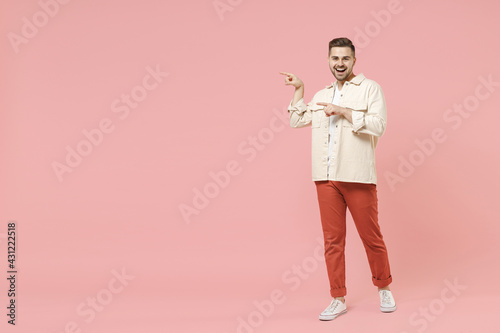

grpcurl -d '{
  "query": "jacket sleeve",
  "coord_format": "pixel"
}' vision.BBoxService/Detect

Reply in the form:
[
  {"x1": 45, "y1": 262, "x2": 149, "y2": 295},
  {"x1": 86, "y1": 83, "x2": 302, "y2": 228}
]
[
  {"x1": 287, "y1": 93, "x2": 321, "y2": 128},
  {"x1": 351, "y1": 82, "x2": 387, "y2": 137}
]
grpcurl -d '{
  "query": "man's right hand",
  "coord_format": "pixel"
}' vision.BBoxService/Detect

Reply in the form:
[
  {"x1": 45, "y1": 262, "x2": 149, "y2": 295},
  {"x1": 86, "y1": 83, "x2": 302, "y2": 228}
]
[{"x1": 279, "y1": 72, "x2": 304, "y2": 89}]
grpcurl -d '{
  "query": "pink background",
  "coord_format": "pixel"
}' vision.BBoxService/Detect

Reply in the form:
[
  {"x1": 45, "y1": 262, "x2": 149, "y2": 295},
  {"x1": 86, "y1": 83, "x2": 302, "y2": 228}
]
[{"x1": 1, "y1": 0, "x2": 499, "y2": 332}]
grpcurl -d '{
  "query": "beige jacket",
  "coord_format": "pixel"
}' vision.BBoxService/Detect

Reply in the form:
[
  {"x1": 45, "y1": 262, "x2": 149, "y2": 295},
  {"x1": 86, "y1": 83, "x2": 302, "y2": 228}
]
[{"x1": 287, "y1": 73, "x2": 387, "y2": 184}]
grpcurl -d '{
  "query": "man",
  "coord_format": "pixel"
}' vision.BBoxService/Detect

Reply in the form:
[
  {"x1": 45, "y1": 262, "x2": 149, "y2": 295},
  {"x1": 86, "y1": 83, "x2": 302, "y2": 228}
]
[{"x1": 279, "y1": 37, "x2": 396, "y2": 321}]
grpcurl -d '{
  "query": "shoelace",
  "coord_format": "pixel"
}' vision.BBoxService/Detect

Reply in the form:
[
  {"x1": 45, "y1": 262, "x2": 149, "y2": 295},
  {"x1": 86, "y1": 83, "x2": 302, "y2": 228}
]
[
  {"x1": 380, "y1": 290, "x2": 392, "y2": 304},
  {"x1": 327, "y1": 299, "x2": 341, "y2": 312}
]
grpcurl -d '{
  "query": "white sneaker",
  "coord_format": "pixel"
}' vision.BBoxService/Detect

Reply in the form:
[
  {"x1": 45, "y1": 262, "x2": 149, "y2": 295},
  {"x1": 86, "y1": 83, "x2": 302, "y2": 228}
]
[
  {"x1": 319, "y1": 298, "x2": 347, "y2": 321},
  {"x1": 379, "y1": 289, "x2": 396, "y2": 312}
]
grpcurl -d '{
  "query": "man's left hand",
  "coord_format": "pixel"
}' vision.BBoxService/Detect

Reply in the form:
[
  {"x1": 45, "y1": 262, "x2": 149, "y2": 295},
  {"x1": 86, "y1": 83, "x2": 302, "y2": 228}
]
[
  {"x1": 316, "y1": 102, "x2": 345, "y2": 117},
  {"x1": 316, "y1": 102, "x2": 353, "y2": 123}
]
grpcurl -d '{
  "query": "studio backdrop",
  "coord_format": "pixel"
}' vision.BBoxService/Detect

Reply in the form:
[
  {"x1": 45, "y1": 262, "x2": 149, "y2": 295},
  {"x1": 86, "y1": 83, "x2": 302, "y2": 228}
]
[{"x1": 1, "y1": 0, "x2": 499, "y2": 332}]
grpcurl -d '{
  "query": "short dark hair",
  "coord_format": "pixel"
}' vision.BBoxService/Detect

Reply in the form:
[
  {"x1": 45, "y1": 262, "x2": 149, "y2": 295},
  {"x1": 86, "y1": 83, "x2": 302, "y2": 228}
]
[{"x1": 329, "y1": 37, "x2": 355, "y2": 57}]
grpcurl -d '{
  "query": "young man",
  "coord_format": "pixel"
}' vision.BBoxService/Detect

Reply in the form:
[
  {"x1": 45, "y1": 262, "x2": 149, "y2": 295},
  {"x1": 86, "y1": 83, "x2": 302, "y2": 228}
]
[{"x1": 279, "y1": 37, "x2": 396, "y2": 321}]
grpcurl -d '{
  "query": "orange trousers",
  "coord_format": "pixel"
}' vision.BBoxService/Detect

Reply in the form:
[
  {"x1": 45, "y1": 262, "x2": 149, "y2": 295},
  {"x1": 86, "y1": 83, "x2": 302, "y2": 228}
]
[{"x1": 315, "y1": 180, "x2": 393, "y2": 297}]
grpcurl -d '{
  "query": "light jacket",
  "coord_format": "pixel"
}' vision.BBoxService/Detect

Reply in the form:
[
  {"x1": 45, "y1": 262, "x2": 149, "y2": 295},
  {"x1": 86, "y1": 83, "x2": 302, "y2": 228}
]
[{"x1": 287, "y1": 73, "x2": 387, "y2": 184}]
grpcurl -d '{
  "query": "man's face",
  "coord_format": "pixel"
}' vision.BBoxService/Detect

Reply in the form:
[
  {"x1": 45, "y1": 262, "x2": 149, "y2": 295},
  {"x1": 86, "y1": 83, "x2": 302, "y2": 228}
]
[{"x1": 328, "y1": 47, "x2": 356, "y2": 82}]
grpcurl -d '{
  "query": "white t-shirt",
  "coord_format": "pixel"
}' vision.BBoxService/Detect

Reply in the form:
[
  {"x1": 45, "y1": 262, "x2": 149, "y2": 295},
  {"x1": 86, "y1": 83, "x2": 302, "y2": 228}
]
[{"x1": 327, "y1": 82, "x2": 344, "y2": 174}]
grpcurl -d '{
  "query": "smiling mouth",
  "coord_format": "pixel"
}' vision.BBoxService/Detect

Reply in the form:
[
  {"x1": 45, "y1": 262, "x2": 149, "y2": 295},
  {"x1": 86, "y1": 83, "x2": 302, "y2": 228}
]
[{"x1": 336, "y1": 68, "x2": 347, "y2": 73}]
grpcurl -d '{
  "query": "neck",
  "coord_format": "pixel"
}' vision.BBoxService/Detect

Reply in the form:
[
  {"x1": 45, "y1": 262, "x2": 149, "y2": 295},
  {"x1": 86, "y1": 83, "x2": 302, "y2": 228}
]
[{"x1": 337, "y1": 73, "x2": 356, "y2": 90}]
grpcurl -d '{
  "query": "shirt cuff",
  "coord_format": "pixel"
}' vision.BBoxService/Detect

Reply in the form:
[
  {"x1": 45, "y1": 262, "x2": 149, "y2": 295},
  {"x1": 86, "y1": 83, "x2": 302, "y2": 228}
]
[
  {"x1": 351, "y1": 110, "x2": 365, "y2": 132},
  {"x1": 288, "y1": 97, "x2": 307, "y2": 113}
]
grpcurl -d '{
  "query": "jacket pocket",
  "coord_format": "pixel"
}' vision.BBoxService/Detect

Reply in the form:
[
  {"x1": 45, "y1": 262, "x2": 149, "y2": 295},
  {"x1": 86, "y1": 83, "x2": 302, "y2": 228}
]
[
  {"x1": 309, "y1": 104, "x2": 324, "y2": 128},
  {"x1": 342, "y1": 100, "x2": 368, "y2": 112}
]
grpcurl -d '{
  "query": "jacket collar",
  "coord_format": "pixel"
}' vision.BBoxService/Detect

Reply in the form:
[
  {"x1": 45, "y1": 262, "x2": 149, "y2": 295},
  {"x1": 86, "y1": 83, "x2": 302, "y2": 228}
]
[{"x1": 326, "y1": 73, "x2": 366, "y2": 89}]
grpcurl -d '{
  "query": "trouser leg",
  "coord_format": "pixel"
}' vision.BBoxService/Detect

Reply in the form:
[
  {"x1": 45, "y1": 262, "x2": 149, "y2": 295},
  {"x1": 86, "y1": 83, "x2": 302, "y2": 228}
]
[
  {"x1": 315, "y1": 180, "x2": 348, "y2": 297},
  {"x1": 336, "y1": 181, "x2": 393, "y2": 288}
]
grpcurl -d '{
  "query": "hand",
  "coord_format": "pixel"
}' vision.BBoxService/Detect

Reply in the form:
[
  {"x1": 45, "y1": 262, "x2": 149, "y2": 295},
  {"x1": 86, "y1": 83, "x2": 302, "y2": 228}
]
[
  {"x1": 279, "y1": 71, "x2": 304, "y2": 89},
  {"x1": 316, "y1": 102, "x2": 345, "y2": 117}
]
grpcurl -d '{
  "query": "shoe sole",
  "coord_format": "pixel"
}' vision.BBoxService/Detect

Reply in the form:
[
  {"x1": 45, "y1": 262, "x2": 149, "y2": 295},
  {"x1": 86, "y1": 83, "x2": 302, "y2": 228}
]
[
  {"x1": 319, "y1": 309, "x2": 347, "y2": 321},
  {"x1": 380, "y1": 305, "x2": 397, "y2": 313}
]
